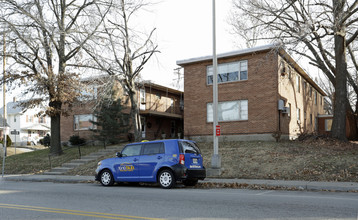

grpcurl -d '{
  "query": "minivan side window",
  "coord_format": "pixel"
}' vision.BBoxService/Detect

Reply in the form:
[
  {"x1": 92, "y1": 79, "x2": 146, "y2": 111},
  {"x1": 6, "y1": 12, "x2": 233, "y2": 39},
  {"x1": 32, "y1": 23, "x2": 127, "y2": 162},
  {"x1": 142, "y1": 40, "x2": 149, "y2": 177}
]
[
  {"x1": 122, "y1": 144, "x2": 142, "y2": 157},
  {"x1": 142, "y1": 143, "x2": 165, "y2": 155},
  {"x1": 179, "y1": 141, "x2": 200, "y2": 154}
]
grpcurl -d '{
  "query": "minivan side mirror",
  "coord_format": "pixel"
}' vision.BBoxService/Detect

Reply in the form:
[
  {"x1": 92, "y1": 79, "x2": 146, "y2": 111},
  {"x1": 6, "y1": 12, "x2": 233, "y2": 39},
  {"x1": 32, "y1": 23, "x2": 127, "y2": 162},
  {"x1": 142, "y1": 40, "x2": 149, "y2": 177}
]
[{"x1": 116, "y1": 152, "x2": 122, "y2": 157}]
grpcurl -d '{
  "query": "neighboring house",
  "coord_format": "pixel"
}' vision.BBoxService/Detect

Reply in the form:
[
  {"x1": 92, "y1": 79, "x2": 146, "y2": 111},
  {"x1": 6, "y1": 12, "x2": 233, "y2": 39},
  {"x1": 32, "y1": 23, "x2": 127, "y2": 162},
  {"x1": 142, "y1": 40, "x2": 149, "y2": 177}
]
[
  {"x1": 60, "y1": 81, "x2": 184, "y2": 142},
  {"x1": 0, "y1": 99, "x2": 51, "y2": 145},
  {"x1": 177, "y1": 44, "x2": 326, "y2": 141}
]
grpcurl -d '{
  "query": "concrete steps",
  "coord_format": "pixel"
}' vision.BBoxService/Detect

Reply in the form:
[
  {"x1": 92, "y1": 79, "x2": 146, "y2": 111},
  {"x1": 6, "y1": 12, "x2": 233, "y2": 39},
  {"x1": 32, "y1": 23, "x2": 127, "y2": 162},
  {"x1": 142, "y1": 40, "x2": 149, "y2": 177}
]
[{"x1": 44, "y1": 144, "x2": 124, "y2": 175}]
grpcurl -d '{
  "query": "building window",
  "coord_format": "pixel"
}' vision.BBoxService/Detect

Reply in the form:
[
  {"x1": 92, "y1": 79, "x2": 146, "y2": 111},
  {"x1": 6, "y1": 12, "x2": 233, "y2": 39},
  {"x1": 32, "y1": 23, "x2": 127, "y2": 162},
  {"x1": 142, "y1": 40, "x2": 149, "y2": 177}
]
[
  {"x1": 39, "y1": 116, "x2": 46, "y2": 123},
  {"x1": 310, "y1": 114, "x2": 313, "y2": 125},
  {"x1": 207, "y1": 100, "x2": 248, "y2": 122},
  {"x1": 74, "y1": 114, "x2": 97, "y2": 131},
  {"x1": 140, "y1": 88, "x2": 146, "y2": 103},
  {"x1": 325, "y1": 119, "x2": 333, "y2": 131},
  {"x1": 296, "y1": 75, "x2": 300, "y2": 93},
  {"x1": 309, "y1": 86, "x2": 312, "y2": 97},
  {"x1": 314, "y1": 91, "x2": 317, "y2": 105},
  {"x1": 297, "y1": 108, "x2": 301, "y2": 122},
  {"x1": 79, "y1": 86, "x2": 97, "y2": 101},
  {"x1": 207, "y1": 60, "x2": 248, "y2": 85}
]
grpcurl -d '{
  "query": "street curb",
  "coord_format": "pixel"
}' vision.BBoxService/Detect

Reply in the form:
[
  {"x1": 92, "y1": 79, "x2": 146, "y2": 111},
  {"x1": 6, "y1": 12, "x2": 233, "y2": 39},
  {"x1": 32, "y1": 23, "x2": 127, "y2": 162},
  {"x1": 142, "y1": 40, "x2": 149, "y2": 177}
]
[
  {"x1": 1, "y1": 175, "x2": 358, "y2": 192},
  {"x1": 199, "y1": 179, "x2": 358, "y2": 192},
  {"x1": 1, "y1": 175, "x2": 95, "y2": 184}
]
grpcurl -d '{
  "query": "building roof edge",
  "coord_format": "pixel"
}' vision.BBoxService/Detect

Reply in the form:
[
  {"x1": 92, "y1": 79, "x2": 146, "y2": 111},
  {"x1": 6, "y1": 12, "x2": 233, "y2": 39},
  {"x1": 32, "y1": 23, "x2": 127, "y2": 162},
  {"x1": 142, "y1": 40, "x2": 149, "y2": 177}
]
[{"x1": 176, "y1": 44, "x2": 278, "y2": 65}]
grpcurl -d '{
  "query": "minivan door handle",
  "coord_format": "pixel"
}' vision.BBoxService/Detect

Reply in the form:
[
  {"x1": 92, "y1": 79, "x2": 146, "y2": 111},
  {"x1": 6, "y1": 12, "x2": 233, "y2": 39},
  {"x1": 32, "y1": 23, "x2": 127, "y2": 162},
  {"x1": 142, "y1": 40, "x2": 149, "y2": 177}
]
[
  {"x1": 133, "y1": 158, "x2": 139, "y2": 162},
  {"x1": 157, "y1": 156, "x2": 162, "y2": 160}
]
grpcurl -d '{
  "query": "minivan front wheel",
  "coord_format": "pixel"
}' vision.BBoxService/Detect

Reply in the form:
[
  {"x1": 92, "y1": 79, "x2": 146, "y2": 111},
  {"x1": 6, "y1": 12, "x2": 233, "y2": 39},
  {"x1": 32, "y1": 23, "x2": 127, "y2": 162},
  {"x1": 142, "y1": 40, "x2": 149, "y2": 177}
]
[
  {"x1": 100, "y1": 169, "x2": 114, "y2": 186},
  {"x1": 158, "y1": 169, "x2": 175, "y2": 189}
]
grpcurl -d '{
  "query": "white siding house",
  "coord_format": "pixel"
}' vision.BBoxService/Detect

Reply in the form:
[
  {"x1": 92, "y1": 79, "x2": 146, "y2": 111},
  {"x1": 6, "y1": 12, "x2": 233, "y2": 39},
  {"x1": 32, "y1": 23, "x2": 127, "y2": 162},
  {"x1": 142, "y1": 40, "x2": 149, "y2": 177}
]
[{"x1": 0, "y1": 101, "x2": 51, "y2": 146}]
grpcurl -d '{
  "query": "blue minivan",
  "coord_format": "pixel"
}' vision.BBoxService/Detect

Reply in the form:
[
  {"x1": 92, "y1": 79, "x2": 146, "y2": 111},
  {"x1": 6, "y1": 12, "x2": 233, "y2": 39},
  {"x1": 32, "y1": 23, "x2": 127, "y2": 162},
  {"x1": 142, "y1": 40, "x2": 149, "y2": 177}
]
[{"x1": 95, "y1": 139, "x2": 206, "y2": 189}]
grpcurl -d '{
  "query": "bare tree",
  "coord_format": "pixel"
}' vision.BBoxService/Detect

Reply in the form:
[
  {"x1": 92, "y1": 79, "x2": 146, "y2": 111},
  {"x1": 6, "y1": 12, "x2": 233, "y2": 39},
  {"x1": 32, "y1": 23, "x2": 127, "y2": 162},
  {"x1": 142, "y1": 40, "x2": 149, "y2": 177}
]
[
  {"x1": 229, "y1": 8, "x2": 264, "y2": 48},
  {"x1": 0, "y1": 0, "x2": 111, "y2": 155},
  {"x1": 317, "y1": 73, "x2": 334, "y2": 115},
  {"x1": 84, "y1": 0, "x2": 159, "y2": 142},
  {"x1": 231, "y1": 0, "x2": 358, "y2": 140}
]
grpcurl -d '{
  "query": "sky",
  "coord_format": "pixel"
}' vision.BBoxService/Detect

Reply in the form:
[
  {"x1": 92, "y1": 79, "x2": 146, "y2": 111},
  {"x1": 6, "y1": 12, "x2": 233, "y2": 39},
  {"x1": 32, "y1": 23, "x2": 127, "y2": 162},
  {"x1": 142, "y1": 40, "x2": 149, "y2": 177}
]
[
  {"x1": 1, "y1": 0, "x2": 239, "y2": 105},
  {"x1": 140, "y1": 0, "x2": 239, "y2": 90}
]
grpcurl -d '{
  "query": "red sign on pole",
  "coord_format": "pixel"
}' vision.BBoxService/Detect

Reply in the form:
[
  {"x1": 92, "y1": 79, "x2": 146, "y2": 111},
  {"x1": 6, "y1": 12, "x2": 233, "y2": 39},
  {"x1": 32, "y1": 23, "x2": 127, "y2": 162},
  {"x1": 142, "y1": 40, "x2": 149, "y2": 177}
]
[{"x1": 216, "y1": 125, "x2": 221, "y2": 136}]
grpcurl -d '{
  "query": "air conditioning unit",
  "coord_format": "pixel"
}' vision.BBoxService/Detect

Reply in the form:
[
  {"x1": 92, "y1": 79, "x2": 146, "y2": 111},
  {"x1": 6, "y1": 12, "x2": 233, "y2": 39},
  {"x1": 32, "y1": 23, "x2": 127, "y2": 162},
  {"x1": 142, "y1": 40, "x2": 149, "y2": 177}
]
[
  {"x1": 282, "y1": 106, "x2": 290, "y2": 114},
  {"x1": 278, "y1": 100, "x2": 285, "y2": 110}
]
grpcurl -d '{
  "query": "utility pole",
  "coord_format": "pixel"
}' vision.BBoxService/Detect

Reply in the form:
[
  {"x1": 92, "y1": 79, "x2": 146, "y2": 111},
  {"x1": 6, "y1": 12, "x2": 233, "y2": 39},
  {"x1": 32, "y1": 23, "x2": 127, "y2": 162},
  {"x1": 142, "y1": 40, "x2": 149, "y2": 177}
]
[
  {"x1": 211, "y1": 0, "x2": 221, "y2": 171},
  {"x1": 2, "y1": 30, "x2": 7, "y2": 177},
  {"x1": 172, "y1": 67, "x2": 183, "y2": 90}
]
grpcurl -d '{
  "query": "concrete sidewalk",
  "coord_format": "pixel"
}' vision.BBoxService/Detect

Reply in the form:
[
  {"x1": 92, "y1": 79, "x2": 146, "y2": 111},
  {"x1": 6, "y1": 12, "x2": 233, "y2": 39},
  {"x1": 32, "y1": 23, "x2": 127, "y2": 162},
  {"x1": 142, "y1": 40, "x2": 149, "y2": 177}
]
[{"x1": 1, "y1": 174, "x2": 358, "y2": 192}]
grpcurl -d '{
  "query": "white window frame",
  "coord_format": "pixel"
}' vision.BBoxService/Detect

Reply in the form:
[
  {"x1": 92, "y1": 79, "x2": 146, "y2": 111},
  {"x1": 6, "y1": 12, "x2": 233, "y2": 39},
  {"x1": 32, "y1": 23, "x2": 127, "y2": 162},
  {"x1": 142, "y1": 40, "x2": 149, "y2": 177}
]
[
  {"x1": 207, "y1": 60, "x2": 248, "y2": 85},
  {"x1": 74, "y1": 114, "x2": 97, "y2": 131},
  {"x1": 207, "y1": 100, "x2": 248, "y2": 122},
  {"x1": 140, "y1": 88, "x2": 146, "y2": 110},
  {"x1": 79, "y1": 86, "x2": 98, "y2": 101},
  {"x1": 297, "y1": 108, "x2": 301, "y2": 123}
]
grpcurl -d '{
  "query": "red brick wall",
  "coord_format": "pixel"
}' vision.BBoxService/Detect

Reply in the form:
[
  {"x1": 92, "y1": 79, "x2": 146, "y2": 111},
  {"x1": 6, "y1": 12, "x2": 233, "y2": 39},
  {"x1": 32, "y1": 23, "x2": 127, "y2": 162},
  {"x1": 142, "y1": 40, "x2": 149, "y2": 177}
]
[
  {"x1": 61, "y1": 102, "x2": 96, "y2": 142},
  {"x1": 183, "y1": 51, "x2": 279, "y2": 137}
]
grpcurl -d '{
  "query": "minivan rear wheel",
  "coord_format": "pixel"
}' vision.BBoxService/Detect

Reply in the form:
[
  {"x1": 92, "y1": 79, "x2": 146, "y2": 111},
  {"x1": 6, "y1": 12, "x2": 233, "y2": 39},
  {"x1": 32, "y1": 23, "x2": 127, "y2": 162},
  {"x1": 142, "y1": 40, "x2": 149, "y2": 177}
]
[{"x1": 158, "y1": 169, "x2": 175, "y2": 189}]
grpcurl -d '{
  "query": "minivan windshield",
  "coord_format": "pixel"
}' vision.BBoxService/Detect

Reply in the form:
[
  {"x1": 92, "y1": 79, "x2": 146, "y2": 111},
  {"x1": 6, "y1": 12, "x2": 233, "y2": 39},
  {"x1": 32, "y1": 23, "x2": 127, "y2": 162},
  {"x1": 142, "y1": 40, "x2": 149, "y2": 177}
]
[{"x1": 179, "y1": 141, "x2": 201, "y2": 154}]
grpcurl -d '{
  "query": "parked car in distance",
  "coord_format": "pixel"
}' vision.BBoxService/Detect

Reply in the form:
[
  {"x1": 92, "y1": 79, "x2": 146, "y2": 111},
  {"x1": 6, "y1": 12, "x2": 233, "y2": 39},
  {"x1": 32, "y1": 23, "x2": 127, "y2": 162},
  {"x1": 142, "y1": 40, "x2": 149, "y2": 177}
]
[{"x1": 95, "y1": 139, "x2": 206, "y2": 189}]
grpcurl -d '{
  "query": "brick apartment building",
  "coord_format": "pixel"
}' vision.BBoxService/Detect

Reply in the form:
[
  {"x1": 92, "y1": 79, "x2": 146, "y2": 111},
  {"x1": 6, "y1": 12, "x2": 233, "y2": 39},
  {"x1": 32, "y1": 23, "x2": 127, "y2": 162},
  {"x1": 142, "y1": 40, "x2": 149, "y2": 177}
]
[
  {"x1": 60, "y1": 80, "x2": 183, "y2": 143},
  {"x1": 177, "y1": 45, "x2": 326, "y2": 141}
]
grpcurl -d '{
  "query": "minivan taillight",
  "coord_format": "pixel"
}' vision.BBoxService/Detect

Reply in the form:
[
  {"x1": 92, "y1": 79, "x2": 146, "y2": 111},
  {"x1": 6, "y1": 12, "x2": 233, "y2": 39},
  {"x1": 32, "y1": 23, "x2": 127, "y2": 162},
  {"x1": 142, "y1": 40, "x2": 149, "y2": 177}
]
[{"x1": 179, "y1": 154, "x2": 185, "y2": 165}]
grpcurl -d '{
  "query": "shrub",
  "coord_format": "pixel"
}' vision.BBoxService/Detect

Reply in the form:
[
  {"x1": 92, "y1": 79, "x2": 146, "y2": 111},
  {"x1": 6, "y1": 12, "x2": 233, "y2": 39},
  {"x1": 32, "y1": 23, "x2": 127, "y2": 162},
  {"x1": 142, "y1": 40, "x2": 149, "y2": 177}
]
[
  {"x1": 43, "y1": 135, "x2": 51, "y2": 147},
  {"x1": 0, "y1": 135, "x2": 12, "y2": 147},
  {"x1": 69, "y1": 135, "x2": 86, "y2": 146}
]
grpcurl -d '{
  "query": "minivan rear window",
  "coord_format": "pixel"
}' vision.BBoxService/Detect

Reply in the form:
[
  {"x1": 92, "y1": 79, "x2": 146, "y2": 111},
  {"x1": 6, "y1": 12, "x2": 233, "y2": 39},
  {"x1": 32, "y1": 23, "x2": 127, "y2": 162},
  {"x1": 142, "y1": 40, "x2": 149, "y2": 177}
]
[
  {"x1": 142, "y1": 142, "x2": 165, "y2": 155},
  {"x1": 179, "y1": 141, "x2": 201, "y2": 154}
]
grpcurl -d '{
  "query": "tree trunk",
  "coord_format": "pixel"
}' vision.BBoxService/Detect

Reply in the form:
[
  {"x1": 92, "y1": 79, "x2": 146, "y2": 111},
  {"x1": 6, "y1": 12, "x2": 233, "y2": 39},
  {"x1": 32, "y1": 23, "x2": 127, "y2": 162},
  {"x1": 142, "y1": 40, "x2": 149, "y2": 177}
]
[
  {"x1": 332, "y1": 33, "x2": 347, "y2": 140},
  {"x1": 331, "y1": 0, "x2": 347, "y2": 141},
  {"x1": 49, "y1": 101, "x2": 63, "y2": 155},
  {"x1": 128, "y1": 87, "x2": 142, "y2": 142}
]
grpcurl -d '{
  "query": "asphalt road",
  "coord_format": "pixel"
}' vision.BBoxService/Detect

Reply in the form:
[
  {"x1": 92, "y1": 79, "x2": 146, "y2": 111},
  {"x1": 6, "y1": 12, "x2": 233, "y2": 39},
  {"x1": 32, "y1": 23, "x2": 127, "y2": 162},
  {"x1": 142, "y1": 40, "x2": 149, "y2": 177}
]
[{"x1": 0, "y1": 180, "x2": 357, "y2": 220}]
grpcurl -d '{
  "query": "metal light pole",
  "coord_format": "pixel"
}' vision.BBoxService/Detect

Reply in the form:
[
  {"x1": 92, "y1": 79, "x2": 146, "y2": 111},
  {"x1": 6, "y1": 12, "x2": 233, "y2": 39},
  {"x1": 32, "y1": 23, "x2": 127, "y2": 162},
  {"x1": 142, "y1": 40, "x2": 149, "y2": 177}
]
[
  {"x1": 2, "y1": 30, "x2": 6, "y2": 177},
  {"x1": 211, "y1": 0, "x2": 221, "y2": 169}
]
